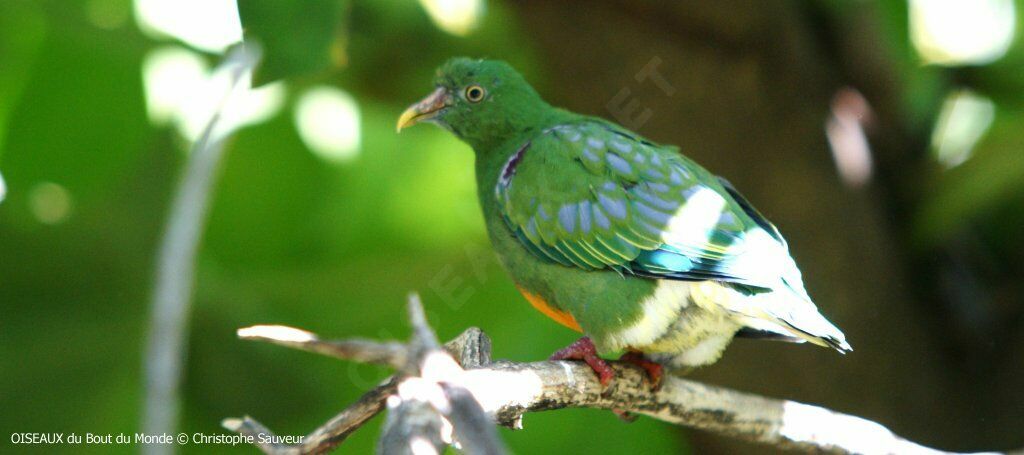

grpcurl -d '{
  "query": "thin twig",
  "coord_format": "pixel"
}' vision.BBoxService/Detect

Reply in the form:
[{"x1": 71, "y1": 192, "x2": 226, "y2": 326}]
[
  {"x1": 238, "y1": 325, "x2": 407, "y2": 368},
  {"x1": 222, "y1": 416, "x2": 288, "y2": 454},
  {"x1": 142, "y1": 43, "x2": 261, "y2": 454},
  {"x1": 299, "y1": 378, "x2": 399, "y2": 453},
  {"x1": 224, "y1": 378, "x2": 400, "y2": 455}
]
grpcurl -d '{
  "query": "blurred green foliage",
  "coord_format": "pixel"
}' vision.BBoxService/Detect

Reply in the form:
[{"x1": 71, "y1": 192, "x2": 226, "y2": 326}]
[
  {"x1": 237, "y1": 0, "x2": 348, "y2": 85},
  {"x1": 2, "y1": 0, "x2": 1023, "y2": 453},
  {"x1": 0, "y1": 0, "x2": 682, "y2": 453}
]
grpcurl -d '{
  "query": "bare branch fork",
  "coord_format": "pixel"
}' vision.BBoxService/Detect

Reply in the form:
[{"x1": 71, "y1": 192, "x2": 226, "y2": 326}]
[{"x1": 224, "y1": 294, "x2": 1016, "y2": 455}]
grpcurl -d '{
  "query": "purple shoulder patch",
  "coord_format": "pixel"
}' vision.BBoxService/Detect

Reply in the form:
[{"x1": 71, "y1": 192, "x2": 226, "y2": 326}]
[{"x1": 499, "y1": 142, "x2": 530, "y2": 186}]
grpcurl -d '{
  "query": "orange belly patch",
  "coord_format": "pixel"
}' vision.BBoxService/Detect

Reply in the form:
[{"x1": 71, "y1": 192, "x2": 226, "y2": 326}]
[{"x1": 516, "y1": 286, "x2": 582, "y2": 332}]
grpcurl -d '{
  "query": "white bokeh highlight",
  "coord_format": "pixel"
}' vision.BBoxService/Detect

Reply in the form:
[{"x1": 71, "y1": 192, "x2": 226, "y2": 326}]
[
  {"x1": 931, "y1": 89, "x2": 996, "y2": 168},
  {"x1": 134, "y1": 0, "x2": 243, "y2": 53},
  {"x1": 294, "y1": 86, "x2": 362, "y2": 163},
  {"x1": 142, "y1": 46, "x2": 285, "y2": 143},
  {"x1": 910, "y1": 0, "x2": 1016, "y2": 65},
  {"x1": 418, "y1": 0, "x2": 485, "y2": 36},
  {"x1": 29, "y1": 182, "x2": 73, "y2": 225}
]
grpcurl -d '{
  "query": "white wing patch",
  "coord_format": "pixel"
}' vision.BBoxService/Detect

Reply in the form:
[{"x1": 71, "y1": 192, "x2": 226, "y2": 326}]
[{"x1": 663, "y1": 186, "x2": 729, "y2": 248}]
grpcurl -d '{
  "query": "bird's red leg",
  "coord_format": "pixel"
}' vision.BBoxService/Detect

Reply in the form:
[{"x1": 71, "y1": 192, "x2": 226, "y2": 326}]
[
  {"x1": 549, "y1": 336, "x2": 615, "y2": 387},
  {"x1": 619, "y1": 351, "x2": 663, "y2": 390}
]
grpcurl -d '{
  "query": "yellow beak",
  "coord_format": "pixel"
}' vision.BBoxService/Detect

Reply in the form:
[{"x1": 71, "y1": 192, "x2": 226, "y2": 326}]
[{"x1": 396, "y1": 87, "x2": 450, "y2": 132}]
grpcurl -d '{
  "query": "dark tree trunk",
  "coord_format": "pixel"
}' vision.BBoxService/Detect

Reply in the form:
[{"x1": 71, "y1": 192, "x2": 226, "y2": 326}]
[{"x1": 510, "y1": 1, "x2": 1023, "y2": 452}]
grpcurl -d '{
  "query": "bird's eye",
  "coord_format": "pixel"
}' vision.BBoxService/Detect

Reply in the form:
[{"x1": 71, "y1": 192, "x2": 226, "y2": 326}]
[{"x1": 465, "y1": 85, "x2": 486, "y2": 103}]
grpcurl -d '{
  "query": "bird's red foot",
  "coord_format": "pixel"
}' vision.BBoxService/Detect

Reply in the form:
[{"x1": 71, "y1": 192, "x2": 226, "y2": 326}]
[
  {"x1": 549, "y1": 337, "x2": 615, "y2": 387},
  {"x1": 619, "y1": 351, "x2": 663, "y2": 390}
]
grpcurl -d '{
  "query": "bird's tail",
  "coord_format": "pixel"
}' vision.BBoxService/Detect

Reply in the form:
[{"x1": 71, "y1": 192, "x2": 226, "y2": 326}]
[
  {"x1": 727, "y1": 290, "x2": 852, "y2": 353},
  {"x1": 774, "y1": 309, "x2": 852, "y2": 353}
]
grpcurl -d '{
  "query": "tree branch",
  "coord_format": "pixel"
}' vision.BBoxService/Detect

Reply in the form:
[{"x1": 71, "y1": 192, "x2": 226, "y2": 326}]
[
  {"x1": 224, "y1": 319, "x2": 494, "y2": 454},
  {"x1": 225, "y1": 296, "x2": 1016, "y2": 455}
]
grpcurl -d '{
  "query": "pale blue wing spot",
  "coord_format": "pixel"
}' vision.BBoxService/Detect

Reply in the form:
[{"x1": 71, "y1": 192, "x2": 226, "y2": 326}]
[
  {"x1": 681, "y1": 186, "x2": 700, "y2": 199},
  {"x1": 644, "y1": 168, "x2": 664, "y2": 180},
  {"x1": 598, "y1": 193, "x2": 628, "y2": 220},
  {"x1": 578, "y1": 199, "x2": 592, "y2": 234},
  {"x1": 648, "y1": 182, "x2": 670, "y2": 193},
  {"x1": 558, "y1": 203, "x2": 577, "y2": 234},
  {"x1": 606, "y1": 152, "x2": 633, "y2": 176},
  {"x1": 611, "y1": 140, "x2": 631, "y2": 153},
  {"x1": 587, "y1": 138, "x2": 604, "y2": 148},
  {"x1": 634, "y1": 187, "x2": 676, "y2": 211},
  {"x1": 719, "y1": 212, "x2": 737, "y2": 226},
  {"x1": 634, "y1": 201, "x2": 672, "y2": 225},
  {"x1": 669, "y1": 169, "x2": 683, "y2": 185},
  {"x1": 537, "y1": 204, "x2": 551, "y2": 221},
  {"x1": 592, "y1": 203, "x2": 611, "y2": 229}
]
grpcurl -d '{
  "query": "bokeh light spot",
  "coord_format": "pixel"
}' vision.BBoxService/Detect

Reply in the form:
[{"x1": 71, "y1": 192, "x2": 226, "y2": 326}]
[
  {"x1": 910, "y1": 0, "x2": 1016, "y2": 65},
  {"x1": 931, "y1": 89, "x2": 995, "y2": 168},
  {"x1": 133, "y1": 0, "x2": 242, "y2": 53},
  {"x1": 86, "y1": 0, "x2": 130, "y2": 30},
  {"x1": 29, "y1": 182, "x2": 73, "y2": 225},
  {"x1": 142, "y1": 46, "x2": 286, "y2": 143},
  {"x1": 294, "y1": 86, "x2": 362, "y2": 163},
  {"x1": 418, "y1": 0, "x2": 485, "y2": 36},
  {"x1": 826, "y1": 88, "x2": 874, "y2": 187},
  {"x1": 142, "y1": 46, "x2": 208, "y2": 126}
]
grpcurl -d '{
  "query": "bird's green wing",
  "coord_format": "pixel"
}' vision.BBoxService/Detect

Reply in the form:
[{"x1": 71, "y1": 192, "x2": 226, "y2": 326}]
[{"x1": 496, "y1": 121, "x2": 803, "y2": 292}]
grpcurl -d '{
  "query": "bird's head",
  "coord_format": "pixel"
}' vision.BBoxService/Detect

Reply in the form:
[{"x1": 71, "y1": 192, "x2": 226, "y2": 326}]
[{"x1": 397, "y1": 58, "x2": 550, "y2": 149}]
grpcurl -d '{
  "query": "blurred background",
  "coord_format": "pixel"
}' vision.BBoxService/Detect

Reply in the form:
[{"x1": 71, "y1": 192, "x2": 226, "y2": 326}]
[{"x1": 1, "y1": 0, "x2": 1022, "y2": 453}]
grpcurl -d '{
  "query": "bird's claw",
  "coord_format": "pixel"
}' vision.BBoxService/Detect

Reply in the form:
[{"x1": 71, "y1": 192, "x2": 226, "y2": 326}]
[
  {"x1": 549, "y1": 336, "x2": 616, "y2": 388},
  {"x1": 619, "y1": 351, "x2": 664, "y2": 391}
]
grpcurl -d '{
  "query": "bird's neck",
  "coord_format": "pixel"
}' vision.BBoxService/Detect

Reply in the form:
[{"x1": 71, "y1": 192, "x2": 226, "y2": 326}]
[{"x1": 462, "y1": 104, "x2": 570, "y2": 152}]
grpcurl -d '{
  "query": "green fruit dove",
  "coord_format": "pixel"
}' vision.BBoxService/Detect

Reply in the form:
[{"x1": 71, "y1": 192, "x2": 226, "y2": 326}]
[{"x1": 397, "y1": 57, "x2": 850, "y2": 387}]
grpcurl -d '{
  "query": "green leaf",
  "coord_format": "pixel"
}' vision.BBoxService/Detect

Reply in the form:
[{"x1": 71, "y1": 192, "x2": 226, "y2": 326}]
[{"x1": 237, "y1": 0, "x2": 348, "y2": 86}]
